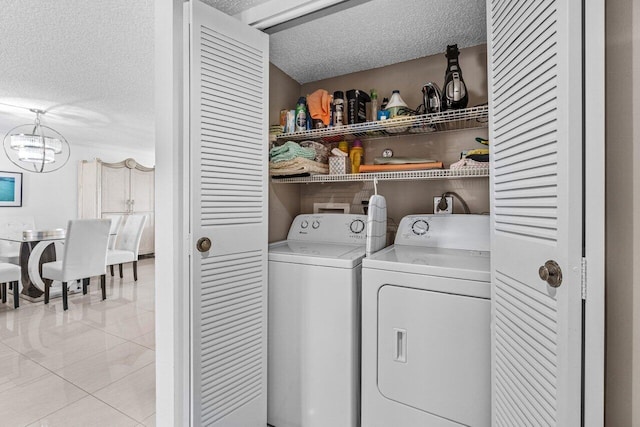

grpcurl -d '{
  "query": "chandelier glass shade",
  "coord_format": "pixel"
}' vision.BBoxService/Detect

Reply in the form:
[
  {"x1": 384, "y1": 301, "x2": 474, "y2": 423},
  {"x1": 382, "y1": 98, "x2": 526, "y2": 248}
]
[{"x1": 3, "y1": 109, "x2": 70, "y2": 173}]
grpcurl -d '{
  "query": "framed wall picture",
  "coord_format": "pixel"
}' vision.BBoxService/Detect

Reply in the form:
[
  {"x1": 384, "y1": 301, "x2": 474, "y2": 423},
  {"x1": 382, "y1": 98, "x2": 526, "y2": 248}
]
[{"x1": 0, "y1": 171, "x2": 22, "y2": 207}]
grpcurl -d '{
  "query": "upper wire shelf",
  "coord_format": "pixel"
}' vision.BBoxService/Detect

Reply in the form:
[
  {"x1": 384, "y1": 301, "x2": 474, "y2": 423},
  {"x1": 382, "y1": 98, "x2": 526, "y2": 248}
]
[{"x1": 274, "y1": 105, "x2": 489, "y2": 143}]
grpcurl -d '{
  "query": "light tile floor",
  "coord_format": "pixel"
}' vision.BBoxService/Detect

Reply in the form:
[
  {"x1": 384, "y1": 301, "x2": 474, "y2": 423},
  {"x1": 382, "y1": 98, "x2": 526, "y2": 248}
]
[{"x1": 0, "y1": 258, "x2": 156, "y2": 427}]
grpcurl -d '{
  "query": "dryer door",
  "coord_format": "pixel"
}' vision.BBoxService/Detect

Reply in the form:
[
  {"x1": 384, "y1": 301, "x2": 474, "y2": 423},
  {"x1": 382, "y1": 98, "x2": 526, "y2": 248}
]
[{"x1": 378, "y1": 284, "x2": 491, "y2": 427}]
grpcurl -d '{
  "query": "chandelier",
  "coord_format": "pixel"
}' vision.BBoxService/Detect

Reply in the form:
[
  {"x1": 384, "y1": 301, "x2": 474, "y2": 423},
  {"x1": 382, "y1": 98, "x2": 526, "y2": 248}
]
[{"x1": 2, "y1": 109, "x2": 70, "y2": 173}]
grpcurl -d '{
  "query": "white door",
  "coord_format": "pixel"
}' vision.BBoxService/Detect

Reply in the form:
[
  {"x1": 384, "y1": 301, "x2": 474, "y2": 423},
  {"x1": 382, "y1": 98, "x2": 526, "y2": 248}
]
[
  {"x1": 186, "y1": 1, "x2": 269, "y2": 426},
  {"x1": 489, "y1": 0, "x2": 584, "y2": 425}
]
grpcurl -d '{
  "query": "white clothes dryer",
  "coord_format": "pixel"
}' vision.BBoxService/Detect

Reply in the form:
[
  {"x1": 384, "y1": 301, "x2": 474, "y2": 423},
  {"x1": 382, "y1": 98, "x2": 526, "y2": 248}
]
[
  {"x1": 268, "y1": 214, "x2": 368, "y2": 427},
  {"x1": 361, "y1": 214, "x2": 491, "y2": 427}
]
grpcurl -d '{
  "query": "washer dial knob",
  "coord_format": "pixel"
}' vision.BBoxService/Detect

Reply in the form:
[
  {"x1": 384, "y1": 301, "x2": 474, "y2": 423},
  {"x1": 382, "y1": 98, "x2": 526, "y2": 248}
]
[
  {"x1": 312, "y1": 220, "x2": 320, "y2": 229},
  {"x1": 350, "y1": 219, "x2": 366, "y2": 234},
  {"x1": 300, "y1": 220, "x2": 309, "y2": 229},
  {"x1": 411, "y1": 219, "x2": 429, "y2": 235}
]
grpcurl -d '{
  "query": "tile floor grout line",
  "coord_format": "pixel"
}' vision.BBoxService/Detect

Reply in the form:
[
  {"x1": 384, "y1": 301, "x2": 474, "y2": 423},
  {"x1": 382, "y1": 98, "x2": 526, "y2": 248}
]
[
  {"x1": 0, "y1": 259, "x2": 156, "y2": 425},
  {"x1": 18, "y1": 338, "x2": 155, "y2": 424},
  {"x1": 26, "y1": 394, "x2": 141, "y2": 427},
  {"x1": 18, "y1": 386, "x2": 87, "y2": 427},
  {"x1": 89, "y1": 362, "x2": 156, "y2": 423},
  {"x1": 89, "y1": 359, "x2": 155, "y2": 395}
]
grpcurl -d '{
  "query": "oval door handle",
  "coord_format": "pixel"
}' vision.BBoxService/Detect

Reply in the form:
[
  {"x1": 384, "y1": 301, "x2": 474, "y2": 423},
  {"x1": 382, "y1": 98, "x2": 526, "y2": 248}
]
[
  {"x1": 196, "y1": 237, "x2": 212, "y2": 253},
  {"x1": 538, "y1": 260, "x2": 563, "y2": 288}
]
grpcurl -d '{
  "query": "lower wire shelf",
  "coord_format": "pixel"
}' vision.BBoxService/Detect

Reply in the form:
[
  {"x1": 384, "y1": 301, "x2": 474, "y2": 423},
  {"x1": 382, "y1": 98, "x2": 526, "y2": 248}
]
[{"x1": 270, "y1": 167, "x2": 490, "y2": 183}]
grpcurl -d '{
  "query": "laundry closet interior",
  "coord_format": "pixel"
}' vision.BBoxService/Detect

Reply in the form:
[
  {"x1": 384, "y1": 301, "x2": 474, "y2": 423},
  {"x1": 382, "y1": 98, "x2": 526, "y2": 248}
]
[{"x1": 268, "y1": 46, "x2": 490, "y2": 240}]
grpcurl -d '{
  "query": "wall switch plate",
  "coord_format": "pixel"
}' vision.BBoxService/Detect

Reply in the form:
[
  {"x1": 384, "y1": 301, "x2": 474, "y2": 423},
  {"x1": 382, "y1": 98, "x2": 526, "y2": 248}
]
[{"x1": 434, "y1": 196, "x2": 453, "y2": 214}]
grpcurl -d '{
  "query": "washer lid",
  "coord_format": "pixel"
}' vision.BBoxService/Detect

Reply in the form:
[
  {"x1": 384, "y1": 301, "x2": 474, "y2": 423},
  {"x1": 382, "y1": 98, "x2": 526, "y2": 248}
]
[
  {"x1": 269, "y1": 241, "x2": 366, "y2": 268},
  {"x1": 363, "y1": 244, "x2": 490, "y2": 282}
]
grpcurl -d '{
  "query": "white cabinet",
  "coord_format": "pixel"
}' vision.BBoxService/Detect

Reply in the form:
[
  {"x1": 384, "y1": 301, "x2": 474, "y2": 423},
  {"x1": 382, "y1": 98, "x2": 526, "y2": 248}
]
[{"x1": 78, "y1": 158, "x2": 155, "y2": 255}]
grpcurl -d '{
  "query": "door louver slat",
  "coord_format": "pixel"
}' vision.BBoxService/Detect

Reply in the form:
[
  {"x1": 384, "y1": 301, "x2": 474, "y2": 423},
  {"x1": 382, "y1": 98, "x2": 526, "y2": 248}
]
[
  {"x1": 190, "y1": 3, "x2": 267, "y2": 425},
  {"x1": 490, "y1": 0, "x2": 565, "y2": 421},
  {"x1": 198, "y1": 24, "x2": 264, "y2": 228},
  {"x1": 198, "y1": 247, "x2": 264, "y2": 424},
  {"x1": 494, "y1": 269, "x2": 559, "y2": 425}
]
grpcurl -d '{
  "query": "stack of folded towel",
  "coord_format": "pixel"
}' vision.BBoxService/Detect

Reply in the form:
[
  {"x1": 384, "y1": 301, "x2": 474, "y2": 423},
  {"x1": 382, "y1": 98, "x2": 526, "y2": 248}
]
[
  {"x1": 269, "y1": 141, "x2": 329, "y2": 177},
  {"x1": 450, "y1": 148, "x2": 489, "y2": 170}
]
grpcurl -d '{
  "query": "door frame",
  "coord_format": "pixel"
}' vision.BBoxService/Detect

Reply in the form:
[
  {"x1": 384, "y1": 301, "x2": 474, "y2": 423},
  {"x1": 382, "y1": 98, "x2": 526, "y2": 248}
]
[
  {"x1": 155, "y1": 0, "x2": 191, "y2": 425},
  {"x1": 154, "y1": 0, "x2": 606, "y2": 424},
  {"x1": 584, "y1": 0, "x2": 605, "y2": 424}
]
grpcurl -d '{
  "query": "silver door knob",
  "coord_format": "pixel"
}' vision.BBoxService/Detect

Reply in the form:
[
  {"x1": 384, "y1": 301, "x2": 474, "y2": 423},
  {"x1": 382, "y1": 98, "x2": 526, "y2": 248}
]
[
  {"x1": 196, "y1": 237, "x2": 211, "y2": 253},
  {"x1": 538, "y1": 260, "x2": 562, "y2": 288}
]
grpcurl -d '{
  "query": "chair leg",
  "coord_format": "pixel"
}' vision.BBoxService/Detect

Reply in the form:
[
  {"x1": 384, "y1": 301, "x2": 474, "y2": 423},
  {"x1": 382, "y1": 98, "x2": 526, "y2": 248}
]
[
  {"x1": 13, "y1": 281, "x2": 19, "y2": 309},
  {"x1": 110, "y1": 265, "x2": 114, "y2": 276},
  {"x1": 101, "y1": 275, "x2": 106, "y2": 300},
  {"x1": 82, "y1": 278, "x2": 89, "y2": 295},
  {"x1": 44, "y1": 282, "x2": 50, "y2": 304},
  {"x1": 62, "y1": 282, "x2": 68, "y2": 311},
  {"x1": 1, "y1": 283, "x2": 6, "y2": 304},
  {"x1": 119, "y1": 264, "x2": 123, "y2": 278},
  {"x1": 133, "y1": 261, "x2": 138, "y2": 281}
]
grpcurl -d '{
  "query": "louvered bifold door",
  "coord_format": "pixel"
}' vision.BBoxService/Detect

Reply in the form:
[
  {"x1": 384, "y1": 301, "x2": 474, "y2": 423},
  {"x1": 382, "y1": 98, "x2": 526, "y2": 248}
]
[
  {"x1": 187, "y1": 2, "x2": 269, "y2": 426},
  {"x1": 488, "y1": 0, "x2": 584, "y2": 426}
]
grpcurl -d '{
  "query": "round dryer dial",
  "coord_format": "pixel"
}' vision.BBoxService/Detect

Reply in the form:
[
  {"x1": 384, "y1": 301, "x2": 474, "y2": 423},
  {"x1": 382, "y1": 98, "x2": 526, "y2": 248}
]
[
  {"x1": 350, "y1": 219, "x2": 365, "y2": 234},
  {"x1": 411, "y1": 219, "x2": 429, "y2": 235}
]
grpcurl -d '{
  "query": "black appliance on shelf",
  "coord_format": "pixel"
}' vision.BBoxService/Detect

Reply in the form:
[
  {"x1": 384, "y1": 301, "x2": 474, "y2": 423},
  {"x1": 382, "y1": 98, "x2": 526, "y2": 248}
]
[{"x1": 441, "y1": 44, "x2": 469, "y2": 110}]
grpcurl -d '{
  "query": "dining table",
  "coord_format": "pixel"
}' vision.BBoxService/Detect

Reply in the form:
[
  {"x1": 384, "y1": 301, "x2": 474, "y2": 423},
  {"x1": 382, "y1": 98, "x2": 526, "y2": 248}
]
[{"x1": 0, "y1": 229, "x2": 67, "y2": 298}]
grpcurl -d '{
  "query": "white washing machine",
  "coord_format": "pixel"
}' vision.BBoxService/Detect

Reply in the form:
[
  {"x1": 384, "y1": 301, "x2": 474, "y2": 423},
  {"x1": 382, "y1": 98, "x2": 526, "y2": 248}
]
[
  {"x1": 361, "y1": 214, "x2": 491, "y2": 427},
  {"x1": 268, "y1": 214, "x2": 368, "y2": 427}
]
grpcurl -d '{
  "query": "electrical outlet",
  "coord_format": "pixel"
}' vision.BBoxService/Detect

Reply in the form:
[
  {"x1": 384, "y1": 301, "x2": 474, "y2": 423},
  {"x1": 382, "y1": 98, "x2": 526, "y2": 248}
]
[{"x1": 434, "y1": 196, "x2": 453, "y2": 214}]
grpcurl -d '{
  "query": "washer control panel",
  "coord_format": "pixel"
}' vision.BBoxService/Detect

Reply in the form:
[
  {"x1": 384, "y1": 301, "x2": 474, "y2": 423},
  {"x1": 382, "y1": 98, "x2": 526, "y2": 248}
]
[
  {"x1": 395, "y1": 214, "x2": 490, "y2": 251},
  {"x1": 288, "y1": 214, "x2": 369, "y2": 244}
]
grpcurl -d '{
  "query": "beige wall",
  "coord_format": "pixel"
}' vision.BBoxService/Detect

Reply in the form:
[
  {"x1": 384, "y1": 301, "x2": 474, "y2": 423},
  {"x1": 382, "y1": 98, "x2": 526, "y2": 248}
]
[
  {"x1": 605, "y1": 0, "x2": 640, "y2": 424},
  {"x1": 268, "y1": 64, "x2": 301, "y2": 242},
  {"x1": 298, "y1": 44, "x2": 490, "y2": 222}
]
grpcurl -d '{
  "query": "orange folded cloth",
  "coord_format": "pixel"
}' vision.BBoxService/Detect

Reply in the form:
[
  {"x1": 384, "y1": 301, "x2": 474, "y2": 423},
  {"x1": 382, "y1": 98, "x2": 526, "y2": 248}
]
[
  {"x1": 358, "y1": 162, "x2": 444, "y2": 173},
  {"x1": 307, "y1": 89, "x2": 332, "y2": 125}
]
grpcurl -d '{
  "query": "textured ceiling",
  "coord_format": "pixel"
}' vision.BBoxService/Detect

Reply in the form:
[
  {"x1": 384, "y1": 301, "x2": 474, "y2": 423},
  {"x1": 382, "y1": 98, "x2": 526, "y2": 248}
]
[
  {"x1": 0, "y1": 0, "x2": 154, "y2": 152},
  {"x1": 202, "y1": 0, "x2": 486, "y2": 83},
  {"x1": 0, "y1": 0, "x2": 485, "y2": 153}
]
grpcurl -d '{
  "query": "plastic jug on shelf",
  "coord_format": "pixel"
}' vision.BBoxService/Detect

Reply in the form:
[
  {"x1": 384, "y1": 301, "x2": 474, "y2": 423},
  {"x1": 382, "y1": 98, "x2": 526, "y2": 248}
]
[{"x1": 385, "y1": 90, "x2": 409, "y2": 118}]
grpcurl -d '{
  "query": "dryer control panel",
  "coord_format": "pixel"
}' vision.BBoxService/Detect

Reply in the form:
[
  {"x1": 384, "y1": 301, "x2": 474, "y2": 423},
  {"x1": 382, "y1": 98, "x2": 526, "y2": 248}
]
[
  {"x1": 395, "y1": 214, "x2": 490, "y2": 251},
  {"x1": 287, "y1": 214, "x2": 368, "y2": 244}
]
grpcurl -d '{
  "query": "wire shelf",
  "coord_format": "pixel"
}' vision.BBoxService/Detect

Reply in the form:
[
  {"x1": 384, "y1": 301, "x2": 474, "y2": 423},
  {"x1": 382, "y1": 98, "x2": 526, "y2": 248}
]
[
  {"x1": 271, "y1": 167, "x2": 489, "y2": 184},
  {"x1": 275, "y1": 105, "x2": 489, "y2": 143}
]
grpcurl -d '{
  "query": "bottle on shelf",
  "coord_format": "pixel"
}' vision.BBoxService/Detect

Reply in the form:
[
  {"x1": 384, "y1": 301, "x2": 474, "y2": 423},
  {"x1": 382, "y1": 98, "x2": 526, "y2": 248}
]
[
  {"x1": 338, "y1": 141, "x2": 349, "y2": 154},
  {"x1": 295, "y1": 97, "x2": 308, "y2": 132},
  {"x1": 370, "y1": 89, "x2": 378, "y2": 122},
  {"x1": 349, "y1": 140, "x2": 364, "y2": 174},
  {"x1": 378, "y1": 97, "x2": 390, "y2": 120},
  {"x1": 386, "y1": 90, "x2": 409, "y2": 118},
  {"x1": 332, "y1": 91, "x2": 345, "y2": 127}
]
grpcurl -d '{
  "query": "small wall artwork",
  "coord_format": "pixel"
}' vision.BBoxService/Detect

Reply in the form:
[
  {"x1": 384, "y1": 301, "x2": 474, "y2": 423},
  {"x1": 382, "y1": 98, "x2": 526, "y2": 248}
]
[{"x1": 0, "y1": 171, "x2": 22, "y2": 207}]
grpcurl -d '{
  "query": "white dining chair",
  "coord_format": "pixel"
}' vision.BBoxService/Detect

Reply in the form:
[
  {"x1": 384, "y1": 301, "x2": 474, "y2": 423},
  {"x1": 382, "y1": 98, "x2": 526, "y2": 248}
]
[
  {"x1": 0, "y1": 216, "x2": 36, "y2": 265},
  {"x1": 108, "y1": 215, "x2": 124, "y2": 249},
  {"x1": 107, "y1": 215, "x2": 147, "y2": 281},
  {"x1": 0, "y1": 263, "x2": 21, "y2": 309},
  {"x1": 107, "y1": 215, "x2": 124, "y2": 276},
  {"x1": 42, "y1": 219, "x2": 111, "y2": 311}
]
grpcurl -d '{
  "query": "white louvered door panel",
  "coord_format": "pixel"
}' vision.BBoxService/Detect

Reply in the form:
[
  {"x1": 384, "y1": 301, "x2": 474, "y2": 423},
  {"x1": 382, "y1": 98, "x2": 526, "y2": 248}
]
[
  {"x1": 187, "y1": 2, "x2": 269, "y2": 426},
  {"x1": 488, "y1": 0, "x2": 583, "y2": 426}
]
